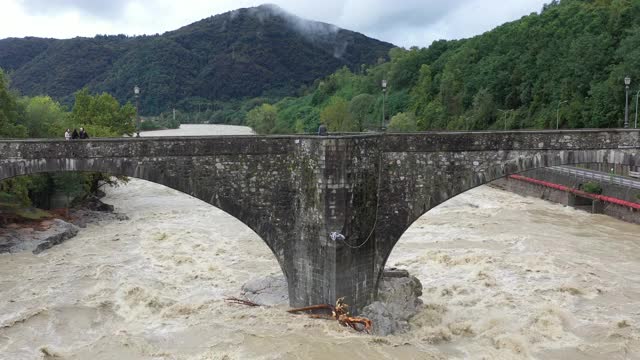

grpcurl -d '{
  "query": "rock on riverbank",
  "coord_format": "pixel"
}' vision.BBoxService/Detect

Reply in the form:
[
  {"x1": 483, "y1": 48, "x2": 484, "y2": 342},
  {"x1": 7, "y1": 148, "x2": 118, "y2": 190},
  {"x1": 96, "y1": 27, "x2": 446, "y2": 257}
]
[
  {"x1": 0, "y1": 219, "x2": 79, "y2": 254},
  {"x1": 241, "y1": 274, "x2": 289, "y2": 306},
  {"x1": 361, "y1": 268, "x2": 423, "y2": 336},
  {"x1": 0, "y1": 198, "x2": 128, "y2": 254}
]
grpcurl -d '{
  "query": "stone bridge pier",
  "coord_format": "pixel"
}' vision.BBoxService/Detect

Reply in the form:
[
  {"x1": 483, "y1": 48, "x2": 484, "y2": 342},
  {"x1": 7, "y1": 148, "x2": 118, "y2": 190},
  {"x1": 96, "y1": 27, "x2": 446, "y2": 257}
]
[{"x1": 0, "y1": 130, "x2": 638, "y2": 313}]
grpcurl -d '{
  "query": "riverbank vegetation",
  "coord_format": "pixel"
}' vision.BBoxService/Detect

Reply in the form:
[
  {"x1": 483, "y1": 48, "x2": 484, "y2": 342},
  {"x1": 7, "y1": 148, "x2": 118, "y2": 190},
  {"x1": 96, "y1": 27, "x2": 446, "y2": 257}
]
[
  {"x1": 0, "y1": 69, "x2": 134, "y2": 221},
  {"x1": 582, "y1": 182, "x2": 603, "y2": 195}
]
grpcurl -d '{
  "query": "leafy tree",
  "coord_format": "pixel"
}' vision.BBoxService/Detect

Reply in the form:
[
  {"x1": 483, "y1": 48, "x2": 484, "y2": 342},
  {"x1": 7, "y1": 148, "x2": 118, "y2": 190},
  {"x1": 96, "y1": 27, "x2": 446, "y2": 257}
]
[
  {"x1": 470, "y1": 88, "x2": 496, "y2": 130},
  {"x1": 0, "y1": 69, "x2": 27, "y2": 138},
  {"x1": 418, "y1": 100, "x2": 446, "y2": 130},
  {"x1": 69, "y1": 89, "x2": 136, "y2": 136},
  {"x1": 246, "y1": 103, "x2": 277, "y2": 134},
  {"x1": 388, "y1": 112, "x2": 417, "y2": 132},
  {"x1": 85, "y1": 173, "x2": 130, "y2": 195},
  {"x1": 410, "y1": 64, "x2": 433, "y2": 122},
  {"x1": 348, "y1": 94, "x2": 376, "y2": 131},
  {"x1": 387, "y1": 47, "x2": 428, "y2": 90},
  {"x1": 0, "y1": 177, "x2": 32, "y2": 205},
  {"x1": 384, "y1": 89, "x2": 411, "y2": 124},
  {"x1": 16, "y1": 96, "x2": 67, "y2": 138},
  {"x1": 273, "y1": 96, "x2": 319, "y2": 134},
  {"x1": 320, "y1": 97, "x2": 357, "y2": 132}
]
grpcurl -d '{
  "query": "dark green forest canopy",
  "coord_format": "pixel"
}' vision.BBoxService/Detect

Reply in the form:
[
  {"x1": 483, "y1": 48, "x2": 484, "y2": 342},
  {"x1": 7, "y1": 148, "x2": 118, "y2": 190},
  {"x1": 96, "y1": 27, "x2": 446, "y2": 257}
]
[
  {"x1": 0, "y1": 5, "x2": 393, "y2": 116},
  {"x1": 249, "y1": 0, "x2": 640, "y2": 134}
]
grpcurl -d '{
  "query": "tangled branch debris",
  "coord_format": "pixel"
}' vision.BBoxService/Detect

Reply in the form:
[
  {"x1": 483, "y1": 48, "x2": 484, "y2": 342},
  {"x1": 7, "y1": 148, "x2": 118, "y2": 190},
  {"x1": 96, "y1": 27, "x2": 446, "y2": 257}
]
[
  {"x1": 288, "y1": 297, "x2": 372, "y2": 334},
  {"x1": 225, "y1": 296, "x2": 373, "y2": 333},
  {"x1": 224, "y1": 297, "x2": 261, "y2": 307}
]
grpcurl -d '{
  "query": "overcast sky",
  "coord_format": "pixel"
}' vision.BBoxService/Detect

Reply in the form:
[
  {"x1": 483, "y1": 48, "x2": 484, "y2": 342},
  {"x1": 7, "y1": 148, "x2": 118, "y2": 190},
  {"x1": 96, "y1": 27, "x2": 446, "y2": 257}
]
[{"x1": 1, "y1": 0, "x2": 548, "y2": 47}]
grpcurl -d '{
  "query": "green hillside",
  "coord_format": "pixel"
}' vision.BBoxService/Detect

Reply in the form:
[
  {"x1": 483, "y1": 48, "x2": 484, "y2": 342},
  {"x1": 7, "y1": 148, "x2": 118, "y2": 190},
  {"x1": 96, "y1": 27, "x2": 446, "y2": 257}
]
[
  {"x1": 247, "y1": 0, "x2": 640, "y2": 134},
  {"x1": 0, "y1": 37, "x2": 56, "y2": 71},
  {"x1": 0, "y1": 4, "x2": 394, "y2": 115}
]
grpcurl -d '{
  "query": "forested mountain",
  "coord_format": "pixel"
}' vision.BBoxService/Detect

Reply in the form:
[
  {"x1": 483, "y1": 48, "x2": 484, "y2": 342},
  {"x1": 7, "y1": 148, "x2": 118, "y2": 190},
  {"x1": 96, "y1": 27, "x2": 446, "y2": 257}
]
[
  {"x1": 244, "y1": 0, "x2": 640, "y2": 134},
  {"x1": 0, "y1": 37, "x2": 56, "y2": 72},
  {"x1": 0, "y1": 4, "x2": 393, "y2": 115}
]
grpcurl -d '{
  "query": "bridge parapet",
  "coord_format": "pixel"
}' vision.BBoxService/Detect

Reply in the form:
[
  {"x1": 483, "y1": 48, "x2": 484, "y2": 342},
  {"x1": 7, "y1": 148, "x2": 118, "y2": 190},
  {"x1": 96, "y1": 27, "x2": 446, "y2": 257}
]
[{"x1": 382, "y1": 129, "x2": 639, "y2": 152}]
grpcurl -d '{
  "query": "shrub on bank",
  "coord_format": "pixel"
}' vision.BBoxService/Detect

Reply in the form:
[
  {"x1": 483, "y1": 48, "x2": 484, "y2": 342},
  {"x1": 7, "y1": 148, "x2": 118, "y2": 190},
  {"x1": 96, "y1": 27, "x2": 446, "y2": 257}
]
[{"x1": 582, "y1": 182, "x2": 603, "y2": 195}]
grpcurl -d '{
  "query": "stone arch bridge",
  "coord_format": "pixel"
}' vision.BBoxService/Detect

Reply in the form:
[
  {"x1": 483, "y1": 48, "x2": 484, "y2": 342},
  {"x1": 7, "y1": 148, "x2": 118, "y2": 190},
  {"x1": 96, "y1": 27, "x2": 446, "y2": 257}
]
[{"x1": 1, "y1": 130, "x2": 638, "y2": 313}]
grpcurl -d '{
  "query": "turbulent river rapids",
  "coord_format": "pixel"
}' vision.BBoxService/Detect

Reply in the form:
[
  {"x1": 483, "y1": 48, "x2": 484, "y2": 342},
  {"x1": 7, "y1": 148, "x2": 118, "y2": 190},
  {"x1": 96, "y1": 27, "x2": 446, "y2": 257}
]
[{"x1": 1, "y1": 125, "x2": 639, "y2": 359}]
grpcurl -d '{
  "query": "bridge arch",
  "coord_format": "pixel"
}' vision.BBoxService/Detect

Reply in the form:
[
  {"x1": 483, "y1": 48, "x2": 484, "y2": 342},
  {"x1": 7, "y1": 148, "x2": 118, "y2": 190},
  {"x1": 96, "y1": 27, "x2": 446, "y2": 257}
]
[
  {"x1": 1, "y1": 166, "x2": 285, "y2": 263},
  {"x1": 0, "y1": 138, "x2": 305, "y2": 303},
  {"x1": 375, "y1": 146, "x2": 640, "y2": 298}
]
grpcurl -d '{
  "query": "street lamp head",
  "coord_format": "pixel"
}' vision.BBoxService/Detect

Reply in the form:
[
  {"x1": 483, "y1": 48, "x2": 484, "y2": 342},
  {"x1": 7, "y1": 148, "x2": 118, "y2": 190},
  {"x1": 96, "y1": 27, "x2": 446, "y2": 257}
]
[
  {"x1": 381, "y1": 80, "x2": 387, "y2": 89},
  {"x1": 625, "y1": 77, "x2": 631, "y2": 86},
  {"x1": 134, "y1": 85, "x2": 140, "y2": 95}
]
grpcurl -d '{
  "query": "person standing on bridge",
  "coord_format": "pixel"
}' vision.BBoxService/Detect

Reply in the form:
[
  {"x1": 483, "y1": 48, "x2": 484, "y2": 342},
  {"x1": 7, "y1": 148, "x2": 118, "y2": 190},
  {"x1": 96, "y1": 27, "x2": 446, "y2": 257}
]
[
  {"x1": 64, "y1": 129, "x2": 71, "y2": 140},
  {"x1": 318, "y1": 123, "x2": 328, "y2": 136},
  {"x1": 79, "y1": 127, "x2": 89, "y2": 139},
  {"x1": 71, "y1": 128, "x2": 79, "y2": 140}
]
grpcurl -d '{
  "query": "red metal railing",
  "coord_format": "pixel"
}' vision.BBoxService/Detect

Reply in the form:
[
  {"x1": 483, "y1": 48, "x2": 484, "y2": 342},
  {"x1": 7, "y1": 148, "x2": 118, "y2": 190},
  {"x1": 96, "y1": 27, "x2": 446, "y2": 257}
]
[{"x1": 508, "y1": 174, "x2": 640, "y2": 210}]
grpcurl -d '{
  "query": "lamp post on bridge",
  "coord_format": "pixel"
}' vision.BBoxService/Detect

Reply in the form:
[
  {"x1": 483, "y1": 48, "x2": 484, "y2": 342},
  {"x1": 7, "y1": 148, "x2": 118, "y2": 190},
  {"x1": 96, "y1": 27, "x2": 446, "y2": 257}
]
[
  {"x1": 634, "y1": 89, "x2": 639, "y2": 129},
  {"x1": 624, "y1": 76, "x2": 631, "y2": 129},
  {"x1": 556, "y1": 100, "x2": 568, "y2": 130},
  {"x1": 381, "y1": 79, "x2": 387, "y2": 131},
  {"x1": 134, "y1": 85, "x2": 140, "y2": 137}
]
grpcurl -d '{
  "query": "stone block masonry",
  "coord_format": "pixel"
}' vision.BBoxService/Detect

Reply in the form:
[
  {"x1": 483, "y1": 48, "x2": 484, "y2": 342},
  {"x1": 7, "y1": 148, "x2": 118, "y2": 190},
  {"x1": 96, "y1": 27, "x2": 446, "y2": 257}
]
[{"x1": 0, "y1": 130, "x2": 638, "y2": 313}]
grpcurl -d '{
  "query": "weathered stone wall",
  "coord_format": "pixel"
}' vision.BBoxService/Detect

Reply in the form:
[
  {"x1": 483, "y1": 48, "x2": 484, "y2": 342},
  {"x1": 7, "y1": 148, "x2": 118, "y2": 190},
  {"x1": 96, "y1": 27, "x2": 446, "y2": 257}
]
[
  {"x1": 0, "y1": 130, "x2": 638, "y2": 313},
  {"x1": 519, "y1": 167, "x2": 640, "y2": 203},
  {"x1": 602, "y1": 202, "x2": 640, "y2": 224},
  {"x1": 491, "y1": 171, "x2": 640, "y2": 225},
  {"x1": 490, "y1": 177, "x2": 571, "y2": 205}
]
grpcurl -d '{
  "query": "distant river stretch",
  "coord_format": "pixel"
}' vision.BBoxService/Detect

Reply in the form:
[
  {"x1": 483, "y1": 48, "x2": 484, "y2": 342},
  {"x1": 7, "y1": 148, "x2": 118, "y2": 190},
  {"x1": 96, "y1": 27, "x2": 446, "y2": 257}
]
[{"x1": 1, "y1": 124, "x2": 639, "y2": 360}]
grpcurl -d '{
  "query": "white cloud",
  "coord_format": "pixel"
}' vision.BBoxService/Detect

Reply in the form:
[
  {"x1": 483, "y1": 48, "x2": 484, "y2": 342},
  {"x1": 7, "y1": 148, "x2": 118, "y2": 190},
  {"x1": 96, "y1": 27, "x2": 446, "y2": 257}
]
[
  {"x1": 0, "y1": 0, "x2": 547, "y2": 46},
  {"x1": 19, "y1": 0, "x2": 131, "y2": 17}
]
